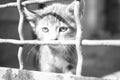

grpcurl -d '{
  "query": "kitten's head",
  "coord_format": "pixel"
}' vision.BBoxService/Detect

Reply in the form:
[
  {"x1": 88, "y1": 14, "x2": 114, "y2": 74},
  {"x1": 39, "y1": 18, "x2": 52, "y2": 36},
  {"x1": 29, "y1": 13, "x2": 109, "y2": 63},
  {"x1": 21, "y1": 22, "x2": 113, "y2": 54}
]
[{"x1": 24, "y1": 0, "x2": 84, "y2": 40}]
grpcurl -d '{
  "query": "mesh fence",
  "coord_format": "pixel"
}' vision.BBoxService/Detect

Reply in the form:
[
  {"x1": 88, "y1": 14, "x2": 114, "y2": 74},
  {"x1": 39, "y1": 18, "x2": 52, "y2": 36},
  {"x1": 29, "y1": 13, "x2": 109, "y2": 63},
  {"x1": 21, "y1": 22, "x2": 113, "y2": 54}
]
[{"x1": 0, "y1": 0, "x2": 120, "y2": 75}]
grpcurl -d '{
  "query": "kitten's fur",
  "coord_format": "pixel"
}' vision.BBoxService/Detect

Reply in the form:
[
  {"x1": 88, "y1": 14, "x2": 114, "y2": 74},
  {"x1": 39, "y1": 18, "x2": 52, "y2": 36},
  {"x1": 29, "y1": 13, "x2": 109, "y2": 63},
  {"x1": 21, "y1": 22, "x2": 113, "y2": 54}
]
[{"x1": 24, "y1": 0, "x2": 84, "y2": 74}]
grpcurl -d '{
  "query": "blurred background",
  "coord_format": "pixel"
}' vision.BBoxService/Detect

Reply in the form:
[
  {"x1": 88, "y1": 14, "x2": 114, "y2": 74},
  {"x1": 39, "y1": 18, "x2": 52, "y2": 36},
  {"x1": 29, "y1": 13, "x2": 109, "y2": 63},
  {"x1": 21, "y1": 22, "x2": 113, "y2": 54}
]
[{"x1": 0, "y1": 0, "x2": 120, "y2": 77}]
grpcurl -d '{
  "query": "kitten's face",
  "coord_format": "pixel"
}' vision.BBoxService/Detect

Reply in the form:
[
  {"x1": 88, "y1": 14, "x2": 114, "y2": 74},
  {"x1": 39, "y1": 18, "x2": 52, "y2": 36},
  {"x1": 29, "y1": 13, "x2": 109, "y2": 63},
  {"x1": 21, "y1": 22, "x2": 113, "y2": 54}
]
[
  {"x1": 24, "y1": 1, "x2": 84, "y2": 41},
  {"x1": 35, "y1": 15, "x2": 76, "y2": 40}
]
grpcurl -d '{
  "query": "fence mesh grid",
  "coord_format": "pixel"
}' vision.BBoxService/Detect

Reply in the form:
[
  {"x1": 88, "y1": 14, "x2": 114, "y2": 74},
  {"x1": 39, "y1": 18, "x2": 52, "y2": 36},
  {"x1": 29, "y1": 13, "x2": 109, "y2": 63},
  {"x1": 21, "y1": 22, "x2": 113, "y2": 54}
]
[
  {"x1": 0, "y1": 0, "x2": 83, "y2": 75},
  {"x1": 0, "y1": 0, "x2": 120, "y2": 76}
]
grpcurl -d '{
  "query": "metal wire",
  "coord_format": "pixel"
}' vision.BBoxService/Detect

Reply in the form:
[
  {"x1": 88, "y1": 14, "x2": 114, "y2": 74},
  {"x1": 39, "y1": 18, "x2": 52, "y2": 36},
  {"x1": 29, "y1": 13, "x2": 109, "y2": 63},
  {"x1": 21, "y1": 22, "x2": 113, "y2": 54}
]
[{"x1": 1, "y1": 0, "x2": 120, "y2": 76}]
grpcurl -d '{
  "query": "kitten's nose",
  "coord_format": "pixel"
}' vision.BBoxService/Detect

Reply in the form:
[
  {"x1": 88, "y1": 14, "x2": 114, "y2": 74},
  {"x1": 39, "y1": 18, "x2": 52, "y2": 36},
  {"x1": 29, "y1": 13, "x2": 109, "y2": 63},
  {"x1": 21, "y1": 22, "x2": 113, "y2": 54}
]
[
  {"x1": 52, "y1": 37, "x2": 58, "y2": 40},
  {"x1": 54, "y1": 38, "x2": 58, "y2": 40},
  {"x1": 51, "y1": 36, "x2": 58, "y2": 40},
  {"x1": 51, "y1": 34, "x2": 58, "y2": 40}
]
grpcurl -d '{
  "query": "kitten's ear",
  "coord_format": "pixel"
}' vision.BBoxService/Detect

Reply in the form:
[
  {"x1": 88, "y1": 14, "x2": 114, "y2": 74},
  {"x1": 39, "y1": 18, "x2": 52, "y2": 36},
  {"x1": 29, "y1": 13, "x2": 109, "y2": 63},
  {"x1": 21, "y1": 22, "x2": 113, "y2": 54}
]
[
  {"x1": 66, "y1": 0, "x2": 85, "y2": 17},
  {"x1": 24, "y1": 7, "x2": 38, "y2": 30}
]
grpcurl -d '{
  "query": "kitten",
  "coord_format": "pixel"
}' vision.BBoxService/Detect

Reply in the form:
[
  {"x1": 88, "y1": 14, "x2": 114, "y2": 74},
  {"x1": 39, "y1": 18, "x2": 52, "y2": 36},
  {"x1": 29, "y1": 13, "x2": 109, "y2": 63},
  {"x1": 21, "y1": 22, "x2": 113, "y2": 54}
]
[{"x1": 24, "y1": 0, "x2": 84, "y2": 74}]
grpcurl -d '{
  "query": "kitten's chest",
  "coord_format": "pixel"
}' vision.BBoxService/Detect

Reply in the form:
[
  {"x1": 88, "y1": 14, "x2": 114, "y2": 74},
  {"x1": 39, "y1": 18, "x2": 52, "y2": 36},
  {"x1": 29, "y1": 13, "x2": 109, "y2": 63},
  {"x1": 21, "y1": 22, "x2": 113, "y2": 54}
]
[
  {"x1": 39, "y1": 45, "x2": 69, "y2": 71},
  {"x1": 40, "y1": 45, "x2": 55, "y2": 64}
]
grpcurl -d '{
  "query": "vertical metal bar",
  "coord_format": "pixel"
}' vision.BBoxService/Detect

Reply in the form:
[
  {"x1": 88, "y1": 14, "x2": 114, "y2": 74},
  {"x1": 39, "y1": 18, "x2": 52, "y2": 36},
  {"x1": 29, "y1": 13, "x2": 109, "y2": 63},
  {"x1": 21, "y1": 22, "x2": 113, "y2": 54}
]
[
  {"x1": 74, "y1": 0, "x2": 83, "y2": 75},
  {"x1": 17, "y1": 0, "x2": 24, "y2": 70}
]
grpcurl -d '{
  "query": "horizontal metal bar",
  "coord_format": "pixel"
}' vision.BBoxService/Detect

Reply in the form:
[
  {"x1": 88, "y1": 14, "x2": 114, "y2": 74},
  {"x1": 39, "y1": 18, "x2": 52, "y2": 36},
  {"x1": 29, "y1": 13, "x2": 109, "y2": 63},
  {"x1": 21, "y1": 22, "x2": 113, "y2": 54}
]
[
  {"x1": 1, "y1": 39, "x2": 120, "y2": 46},
  {"x1": 82, "y1": 40, "x2": 120, "y2": 46},
  {"x1": 0, "y1": 0, "x2": 54, "y2": 8},
  {"x1": 0, "y1": 39, "x2": 76, "y2": 45}
]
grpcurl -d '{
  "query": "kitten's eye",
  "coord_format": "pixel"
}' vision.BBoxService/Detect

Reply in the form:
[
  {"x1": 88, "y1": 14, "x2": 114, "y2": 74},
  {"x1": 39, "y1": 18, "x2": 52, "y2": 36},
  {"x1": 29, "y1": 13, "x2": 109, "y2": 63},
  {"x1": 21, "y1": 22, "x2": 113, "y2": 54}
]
[
  {"x1": 42, "y1": 27, "x2": 49, "y2": 32},
  {"x1": 59, "y1": 27, "x2": 68, "y2": 32}
]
